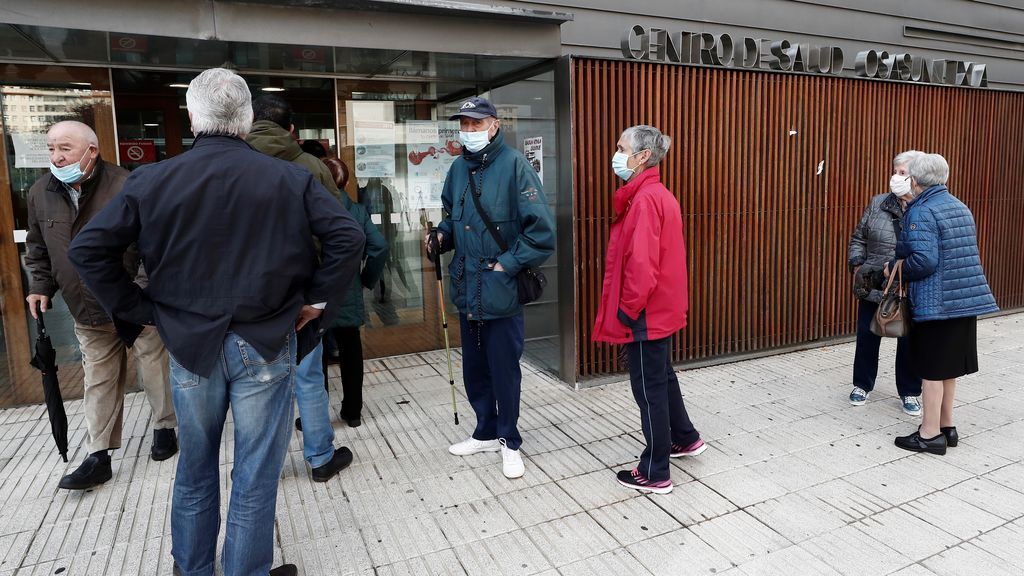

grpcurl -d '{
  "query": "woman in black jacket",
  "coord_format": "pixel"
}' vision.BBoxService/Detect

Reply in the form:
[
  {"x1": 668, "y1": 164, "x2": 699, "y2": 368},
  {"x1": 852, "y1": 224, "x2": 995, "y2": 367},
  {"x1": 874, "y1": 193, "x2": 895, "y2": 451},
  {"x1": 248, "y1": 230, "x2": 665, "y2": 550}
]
[{"x1": 846, "y1": 151, "x2": 923, "y2": 415}]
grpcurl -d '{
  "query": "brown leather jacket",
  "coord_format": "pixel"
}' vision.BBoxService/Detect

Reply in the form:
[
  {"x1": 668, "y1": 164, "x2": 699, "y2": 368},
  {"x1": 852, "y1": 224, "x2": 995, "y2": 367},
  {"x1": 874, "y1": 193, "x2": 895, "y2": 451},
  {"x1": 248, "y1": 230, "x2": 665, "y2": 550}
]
[{"x1": 25, "y1": 159, "x2": 140, "y2": 326}]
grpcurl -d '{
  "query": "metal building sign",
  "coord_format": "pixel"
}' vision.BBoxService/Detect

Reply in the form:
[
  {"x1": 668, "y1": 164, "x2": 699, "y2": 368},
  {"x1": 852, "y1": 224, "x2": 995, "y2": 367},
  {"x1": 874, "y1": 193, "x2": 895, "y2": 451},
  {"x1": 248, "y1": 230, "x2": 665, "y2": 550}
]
[{"x1": 621, "y1": 25, "x2": 988, "y2": 88}]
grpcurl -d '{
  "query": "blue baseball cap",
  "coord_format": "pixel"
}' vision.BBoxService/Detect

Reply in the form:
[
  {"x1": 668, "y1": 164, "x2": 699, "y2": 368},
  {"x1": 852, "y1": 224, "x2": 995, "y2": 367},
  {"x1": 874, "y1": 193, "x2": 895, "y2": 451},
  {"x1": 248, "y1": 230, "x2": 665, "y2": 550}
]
[{"x1": 449, "y1": 97, "x2": 497, "y2": 120}]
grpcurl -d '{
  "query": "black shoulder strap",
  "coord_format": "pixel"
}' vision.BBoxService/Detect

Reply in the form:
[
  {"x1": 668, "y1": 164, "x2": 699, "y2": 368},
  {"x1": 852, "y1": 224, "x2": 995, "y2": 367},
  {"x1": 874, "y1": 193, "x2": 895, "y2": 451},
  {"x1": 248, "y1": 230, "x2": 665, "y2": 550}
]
[{"x1": 468, "y1": 168, "x2": 509, "y2": 252}]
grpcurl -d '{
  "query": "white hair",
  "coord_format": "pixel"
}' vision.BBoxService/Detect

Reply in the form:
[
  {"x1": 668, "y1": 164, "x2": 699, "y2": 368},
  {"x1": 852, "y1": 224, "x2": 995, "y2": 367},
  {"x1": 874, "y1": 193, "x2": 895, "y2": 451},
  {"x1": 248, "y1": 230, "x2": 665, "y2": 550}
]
[
  {"x1": 907, "y1": 153, "x2": 950, "y2": 187},
  {"x1": 893, "y1": 150, "x2": 923, "y2": 169},
  {"x1": 186, "y1": 68, "x2": 253, "y2": 137},
  {"x1": 622, "y1": 125, "x2": 672, "y2": 168}
]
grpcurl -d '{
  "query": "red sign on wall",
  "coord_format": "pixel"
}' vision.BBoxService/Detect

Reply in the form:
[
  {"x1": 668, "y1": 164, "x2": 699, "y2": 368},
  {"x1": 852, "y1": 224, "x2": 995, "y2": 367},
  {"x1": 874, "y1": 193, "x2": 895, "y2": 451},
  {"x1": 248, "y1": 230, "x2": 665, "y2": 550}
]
[
  {"x1": 288, "y1": 47, "x2": 325, "y2": 63},
  {"x1": 110, "y1": 35, "x2": 149, "y2": 53},
  {"x1": 119, "y1": 140, "x2": 157, "y2": 164}
]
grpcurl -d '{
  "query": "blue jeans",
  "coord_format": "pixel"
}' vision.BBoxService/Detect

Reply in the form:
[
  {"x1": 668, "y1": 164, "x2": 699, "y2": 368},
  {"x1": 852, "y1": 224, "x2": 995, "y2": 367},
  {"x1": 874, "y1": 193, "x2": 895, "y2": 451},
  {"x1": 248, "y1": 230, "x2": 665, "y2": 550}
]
[
  {"x1": 854, "y1": 299, "x2": 921, "y2": 396},
  {"x1": 295, "y1": 341, "x2": 335, "y2": 468},
  {"x1": 460, "y1": 313, "x2": 524, "y2": 450},
  {"x1": 169, "y1": 332, "x2": 296, "y2": 576}
]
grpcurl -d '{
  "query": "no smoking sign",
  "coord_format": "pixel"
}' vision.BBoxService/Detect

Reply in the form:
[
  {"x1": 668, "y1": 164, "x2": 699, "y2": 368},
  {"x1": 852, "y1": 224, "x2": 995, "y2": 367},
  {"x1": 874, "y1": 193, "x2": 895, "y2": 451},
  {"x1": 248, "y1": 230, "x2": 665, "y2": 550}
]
[{"x1": 118, "y1": 139, "x2": 156, "y2": 164}]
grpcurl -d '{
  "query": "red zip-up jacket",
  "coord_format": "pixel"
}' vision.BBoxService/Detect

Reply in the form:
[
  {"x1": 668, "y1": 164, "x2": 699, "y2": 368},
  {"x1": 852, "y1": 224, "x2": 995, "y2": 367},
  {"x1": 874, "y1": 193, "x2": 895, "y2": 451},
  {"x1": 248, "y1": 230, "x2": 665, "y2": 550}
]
[{"x1": 592, "y1": 167, "x2": 688, "y2": 343}]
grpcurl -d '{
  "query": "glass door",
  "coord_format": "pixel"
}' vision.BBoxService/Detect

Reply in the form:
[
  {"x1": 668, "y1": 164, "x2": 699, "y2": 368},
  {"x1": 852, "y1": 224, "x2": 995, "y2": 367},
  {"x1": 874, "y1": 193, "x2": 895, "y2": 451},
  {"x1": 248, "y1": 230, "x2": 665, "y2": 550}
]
[
  {"x1": 0, "y1": 64, "x2": 116, "y2": 406},
  {"x1": 335, "y1": 69, "x2": 560, "y2": 369}
]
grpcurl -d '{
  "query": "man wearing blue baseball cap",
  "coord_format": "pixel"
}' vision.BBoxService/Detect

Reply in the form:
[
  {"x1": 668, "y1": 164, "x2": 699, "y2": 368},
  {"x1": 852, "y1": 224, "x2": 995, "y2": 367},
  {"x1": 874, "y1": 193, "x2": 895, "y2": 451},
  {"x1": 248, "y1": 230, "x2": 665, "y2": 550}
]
[{"x1": 425, "y1": 97, "x2": 555, "y2": 479}]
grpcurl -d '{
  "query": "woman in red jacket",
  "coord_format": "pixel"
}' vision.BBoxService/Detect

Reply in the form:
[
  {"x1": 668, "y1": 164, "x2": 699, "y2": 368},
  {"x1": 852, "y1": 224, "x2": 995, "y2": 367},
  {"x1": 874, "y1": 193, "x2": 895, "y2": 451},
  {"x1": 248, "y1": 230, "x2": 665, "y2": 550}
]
[{"x1": 593, "y1": 125, "x2": 705, "y2": 495}]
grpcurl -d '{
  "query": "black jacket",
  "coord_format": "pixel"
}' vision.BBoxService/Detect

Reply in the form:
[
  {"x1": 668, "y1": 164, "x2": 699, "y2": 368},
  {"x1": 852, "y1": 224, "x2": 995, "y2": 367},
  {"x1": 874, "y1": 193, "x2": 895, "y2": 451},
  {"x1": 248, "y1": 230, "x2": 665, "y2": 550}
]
[
  {"x1": 68, "y1": 135, "x2": 365, "y2": 377},
  {"x1": 847, "y1": 192, "x2": 904, "y2": 302}
]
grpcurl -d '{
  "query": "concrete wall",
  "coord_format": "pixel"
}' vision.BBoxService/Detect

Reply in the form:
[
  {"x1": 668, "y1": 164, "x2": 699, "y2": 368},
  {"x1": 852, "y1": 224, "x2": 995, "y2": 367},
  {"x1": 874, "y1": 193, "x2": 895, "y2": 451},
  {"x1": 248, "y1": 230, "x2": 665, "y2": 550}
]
[{"x1": 491, "y1": 0, "x2": 1024, "y2": 91}]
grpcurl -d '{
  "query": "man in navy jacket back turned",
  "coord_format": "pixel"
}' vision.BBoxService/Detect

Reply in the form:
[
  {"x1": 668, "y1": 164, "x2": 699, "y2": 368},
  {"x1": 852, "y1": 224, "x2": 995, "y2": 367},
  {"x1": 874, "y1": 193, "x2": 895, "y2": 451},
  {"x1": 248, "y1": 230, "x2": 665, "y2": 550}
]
[{"x1": 68, "y1": 67, "x2": 364, "y2": 576}]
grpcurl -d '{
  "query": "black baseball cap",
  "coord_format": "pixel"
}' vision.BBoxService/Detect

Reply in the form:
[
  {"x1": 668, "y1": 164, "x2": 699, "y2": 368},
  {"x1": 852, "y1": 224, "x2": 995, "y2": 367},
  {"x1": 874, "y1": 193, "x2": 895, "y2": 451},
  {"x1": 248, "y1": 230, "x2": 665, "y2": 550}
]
[{"x1": 449, "y1": 97, "x2": 497, "y2": 120}]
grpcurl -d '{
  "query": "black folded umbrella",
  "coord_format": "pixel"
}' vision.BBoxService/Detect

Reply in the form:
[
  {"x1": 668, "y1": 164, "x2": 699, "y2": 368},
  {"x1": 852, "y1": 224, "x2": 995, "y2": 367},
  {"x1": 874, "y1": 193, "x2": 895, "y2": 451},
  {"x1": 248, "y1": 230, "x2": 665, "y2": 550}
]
[{"x1": 29, "y1": 307, "x2": 68, "y2": 463}]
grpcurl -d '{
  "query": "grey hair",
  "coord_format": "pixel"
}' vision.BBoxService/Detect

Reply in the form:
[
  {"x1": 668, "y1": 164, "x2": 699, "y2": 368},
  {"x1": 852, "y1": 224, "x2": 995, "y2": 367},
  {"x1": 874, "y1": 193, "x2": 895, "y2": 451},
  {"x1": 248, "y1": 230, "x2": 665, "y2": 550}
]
[
  {"x1": 893, "y1": 149, "x2": 923, "y2": 169},
  {"x1": 186, "y1": 68, "x2": 253, "y2": 137},
  {"x1": 48, "y1": 120, "x2": 99, "y2": 147},
  {"x1": 622, "y1": 125, "x2": 672, "y2": 168},
  {"x1": 907, "y1": 153, "x2": 950, "y2": 187}
]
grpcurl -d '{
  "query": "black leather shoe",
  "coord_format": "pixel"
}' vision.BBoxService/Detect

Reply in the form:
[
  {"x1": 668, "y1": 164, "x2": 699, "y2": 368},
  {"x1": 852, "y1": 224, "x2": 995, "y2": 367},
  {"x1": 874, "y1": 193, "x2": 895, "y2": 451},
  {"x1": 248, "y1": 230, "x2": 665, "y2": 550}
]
[
  {"x1": 295, "y1": 417, "x2": 303, "y2": 432},
  {"x1": 340, "y1": 410, "x2": 361, "y2": 428},
  {"x1": 895, "y1": 430, "x2": 947, "y2": 455},
  {"x1": 58, "y1": 454, "x2": 112, "y2": 490},
  {"x1": 941, "y1": 426, "x2": 959, "y2": 447},
  {"x1": 151, "y1": 428, "x2": 179, "y2": 461},
  {"x1": 311, "y1": 447, "x2": 354, "y2": 482}
]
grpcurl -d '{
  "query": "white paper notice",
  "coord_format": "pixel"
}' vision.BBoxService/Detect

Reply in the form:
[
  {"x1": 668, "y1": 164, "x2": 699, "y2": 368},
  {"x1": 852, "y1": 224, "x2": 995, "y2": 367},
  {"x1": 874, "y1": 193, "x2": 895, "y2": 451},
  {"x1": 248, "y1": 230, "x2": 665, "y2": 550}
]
[
  {"x1": 390, "y1": 213, "x2": 402, "y2": 224},
  {"x1": 523, "y1": 136, "x2": 543, "y2": 182},
  {"x1": 11, "y1": 133, "x2": 50, "y2": 169},
  {"x1": 371, "y1": 214, "x2": 383, "y2": 225},
  {"x1": 353, "y1": 120, "x2": 396, "y2": 178},
  {"x1": 12, "y1": 229, "x2": 27, "y2": 243}
]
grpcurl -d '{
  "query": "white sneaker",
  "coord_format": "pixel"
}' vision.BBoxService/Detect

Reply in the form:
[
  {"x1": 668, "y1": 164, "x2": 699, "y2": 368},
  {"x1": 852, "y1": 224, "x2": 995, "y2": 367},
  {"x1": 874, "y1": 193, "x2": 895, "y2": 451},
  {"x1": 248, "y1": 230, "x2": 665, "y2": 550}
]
[
  {"x1": 448, "y1": 437, "x2": 501, "y2": 456},
  {"x1": 500, "y1": 440, "x2": 525, "y2": 479}
]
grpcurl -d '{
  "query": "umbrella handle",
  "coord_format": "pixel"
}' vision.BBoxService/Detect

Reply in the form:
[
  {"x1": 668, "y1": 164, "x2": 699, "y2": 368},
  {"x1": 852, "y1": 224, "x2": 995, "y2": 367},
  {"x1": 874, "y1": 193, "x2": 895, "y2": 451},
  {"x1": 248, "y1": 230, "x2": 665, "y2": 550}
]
[{"x1": 34, "y1": 302, "x2": 47, "y2": 334}]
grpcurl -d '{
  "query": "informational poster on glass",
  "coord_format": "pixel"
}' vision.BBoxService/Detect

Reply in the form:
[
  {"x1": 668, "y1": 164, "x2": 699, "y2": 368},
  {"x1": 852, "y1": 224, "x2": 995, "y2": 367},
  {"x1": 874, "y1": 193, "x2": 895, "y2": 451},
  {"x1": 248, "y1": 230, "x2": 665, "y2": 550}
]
[
  {"x1": 353, "y1": 119, "x2": 396, "y2": 178},
  {"x1": 405, "y1": 121, "x2": 461, "y2": 211},
  {"x1": 523, "y1": 136, "x2": 543, "y2": 182},
  {"x1": 10, "y1": 133, "x2": 50, "y2": 169}
]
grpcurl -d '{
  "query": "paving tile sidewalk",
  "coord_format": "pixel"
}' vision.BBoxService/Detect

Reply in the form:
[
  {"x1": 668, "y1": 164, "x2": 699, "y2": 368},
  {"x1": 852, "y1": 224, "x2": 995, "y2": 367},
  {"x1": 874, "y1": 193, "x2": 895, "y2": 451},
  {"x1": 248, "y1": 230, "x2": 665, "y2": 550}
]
[{"x1": 1, "y1": 313, "x2": 1022, "y2": 575}]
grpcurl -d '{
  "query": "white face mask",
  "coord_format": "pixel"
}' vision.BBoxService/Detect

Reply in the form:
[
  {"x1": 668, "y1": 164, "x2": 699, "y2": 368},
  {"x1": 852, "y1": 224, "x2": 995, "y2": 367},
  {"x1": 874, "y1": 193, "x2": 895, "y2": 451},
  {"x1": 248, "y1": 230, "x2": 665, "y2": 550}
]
[
  {"x1": 612, "y1": 150, "x2": 643, "y2": 180},
  {"x1": 459, "y1": 122, "x2": 494, "y2": 153},
  {"x1": 889, "y1": 173, "x2": 912, "y2": 197}
]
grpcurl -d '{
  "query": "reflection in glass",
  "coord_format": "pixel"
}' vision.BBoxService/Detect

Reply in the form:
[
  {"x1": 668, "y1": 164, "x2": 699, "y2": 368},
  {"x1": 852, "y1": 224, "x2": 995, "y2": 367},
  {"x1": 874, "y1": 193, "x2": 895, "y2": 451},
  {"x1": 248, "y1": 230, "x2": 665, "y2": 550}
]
[{"x1": 1, "y1": 85, "x2": 114, "y2": 374}]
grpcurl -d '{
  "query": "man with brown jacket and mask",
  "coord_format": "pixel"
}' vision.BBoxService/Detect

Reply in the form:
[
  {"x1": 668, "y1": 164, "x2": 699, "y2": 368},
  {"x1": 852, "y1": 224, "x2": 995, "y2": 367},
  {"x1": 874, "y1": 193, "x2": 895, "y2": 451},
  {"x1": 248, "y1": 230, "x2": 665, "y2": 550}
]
[{"x1": 25, "y1": 120, "x2": 177, "y2": 491}]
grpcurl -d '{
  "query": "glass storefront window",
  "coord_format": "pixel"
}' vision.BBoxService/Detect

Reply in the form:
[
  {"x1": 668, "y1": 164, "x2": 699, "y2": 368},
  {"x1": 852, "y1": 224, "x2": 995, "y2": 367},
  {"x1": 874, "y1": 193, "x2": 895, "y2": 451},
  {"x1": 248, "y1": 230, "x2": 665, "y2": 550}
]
[
  {"x1": 0, "y1": 43, "x2": 564, "y2": 404},
  {"x1": 334, "y1": 70, "x2": 561, "y2": 374},
  {"x1": 0, "y1": 65, "x2": 117, "y2": 405}
]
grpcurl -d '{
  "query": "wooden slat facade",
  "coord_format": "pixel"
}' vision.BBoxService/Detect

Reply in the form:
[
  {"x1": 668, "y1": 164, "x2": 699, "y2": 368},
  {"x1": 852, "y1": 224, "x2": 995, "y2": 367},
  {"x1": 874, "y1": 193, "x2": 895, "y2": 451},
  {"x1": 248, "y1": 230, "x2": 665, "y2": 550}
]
[{"x1": 572, "y1": 57, "x2": 1024, "y2": 378}]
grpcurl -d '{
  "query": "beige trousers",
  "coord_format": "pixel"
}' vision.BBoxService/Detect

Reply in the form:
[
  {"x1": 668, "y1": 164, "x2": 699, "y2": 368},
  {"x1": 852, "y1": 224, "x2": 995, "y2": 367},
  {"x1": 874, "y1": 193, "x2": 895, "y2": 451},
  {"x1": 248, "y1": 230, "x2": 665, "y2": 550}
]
[{"x1": 73, "y1": 322, "x2": 176, "y2": 453}]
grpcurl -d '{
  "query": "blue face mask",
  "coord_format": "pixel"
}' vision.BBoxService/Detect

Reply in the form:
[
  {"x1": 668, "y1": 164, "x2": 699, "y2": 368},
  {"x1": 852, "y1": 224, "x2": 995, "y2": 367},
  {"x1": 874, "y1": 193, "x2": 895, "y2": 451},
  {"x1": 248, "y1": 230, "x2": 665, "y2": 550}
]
[
  {"x1": 612, "y1": 150, "x2": 643, "y2": 181},
  {"x1": 49, "y1": 148, "x2": 94, "y2": 184},
  {"x1": 459, "y1": 123, "x2": 493, "y2": 153}
]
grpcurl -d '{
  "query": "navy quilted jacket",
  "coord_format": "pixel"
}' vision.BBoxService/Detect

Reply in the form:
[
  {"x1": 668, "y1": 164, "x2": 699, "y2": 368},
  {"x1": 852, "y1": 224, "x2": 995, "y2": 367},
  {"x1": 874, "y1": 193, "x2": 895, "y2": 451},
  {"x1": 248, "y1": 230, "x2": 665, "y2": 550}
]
[{"x1": 893, "y1": 185, "x2": 998, "y2": 322}]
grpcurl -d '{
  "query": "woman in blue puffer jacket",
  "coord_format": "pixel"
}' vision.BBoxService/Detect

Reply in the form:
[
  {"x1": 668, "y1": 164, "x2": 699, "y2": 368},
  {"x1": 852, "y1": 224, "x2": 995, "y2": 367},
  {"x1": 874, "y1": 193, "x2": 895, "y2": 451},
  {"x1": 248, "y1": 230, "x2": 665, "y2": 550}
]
[{"x1": 886, "y1": 153, "x2": 998, "y2": 455}]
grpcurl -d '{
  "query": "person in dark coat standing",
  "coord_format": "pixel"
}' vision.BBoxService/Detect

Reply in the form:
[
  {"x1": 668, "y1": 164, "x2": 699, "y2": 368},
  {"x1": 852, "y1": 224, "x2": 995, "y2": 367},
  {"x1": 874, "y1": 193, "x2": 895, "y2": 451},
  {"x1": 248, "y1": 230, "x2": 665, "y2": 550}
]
[
  {"x1": 847, "y1": 150, "x2": 923, "y2": 415},
  {"x1": 25, "y1": 120, "x2": 177, "y2": 491},
  {"x1": 593, "y1": 125, "x2": 705, "y2": 495},
  {"x1": 425, "y1": 97, "x2": 555, "y2": 480},
  {"x1": 320, "y1": 156, "x2": 388, "y2": 427},
  {"x1": 68, "y1": 67, "x2": 365, "y2": 576},
  {"x1": 247, "y1": 94, "x2": 354, "y2": 482},
  {"x1": 886, "y1": 153, "x2": 998, "y2": 455}
]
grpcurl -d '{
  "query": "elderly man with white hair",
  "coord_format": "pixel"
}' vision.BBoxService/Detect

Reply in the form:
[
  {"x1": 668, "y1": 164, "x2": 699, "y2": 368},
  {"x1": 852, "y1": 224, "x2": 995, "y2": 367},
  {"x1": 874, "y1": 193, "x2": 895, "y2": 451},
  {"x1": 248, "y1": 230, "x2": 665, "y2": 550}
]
[
  {"x1": 25, "y1": 120, "x2": 178, "y2": 491},
  {"x1": 69, "y1": 67, "x2": 365, "y2": 576}
]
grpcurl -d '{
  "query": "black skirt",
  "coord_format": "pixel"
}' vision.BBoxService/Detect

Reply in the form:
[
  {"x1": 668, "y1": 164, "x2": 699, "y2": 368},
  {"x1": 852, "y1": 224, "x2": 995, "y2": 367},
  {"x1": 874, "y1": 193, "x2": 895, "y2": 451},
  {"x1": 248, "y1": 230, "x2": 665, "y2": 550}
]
[{"x1": 908, "y1": 316, "x2": 979, "y2": 380}]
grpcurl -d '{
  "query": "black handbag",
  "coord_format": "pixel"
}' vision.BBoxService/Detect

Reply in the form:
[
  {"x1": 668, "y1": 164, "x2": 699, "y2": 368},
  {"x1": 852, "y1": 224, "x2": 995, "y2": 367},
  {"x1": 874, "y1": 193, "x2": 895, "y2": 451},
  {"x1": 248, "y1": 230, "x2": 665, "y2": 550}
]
[{"x1": 467, "y1": 168, "x2": 547, "y2": 304}]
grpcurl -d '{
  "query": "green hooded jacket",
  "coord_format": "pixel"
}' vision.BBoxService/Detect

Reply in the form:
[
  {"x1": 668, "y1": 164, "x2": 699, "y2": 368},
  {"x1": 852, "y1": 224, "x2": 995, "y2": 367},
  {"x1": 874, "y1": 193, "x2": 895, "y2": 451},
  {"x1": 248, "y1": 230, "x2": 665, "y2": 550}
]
[{"x1": 246, "y1": 120, "x2": 340, "y2": 200}]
